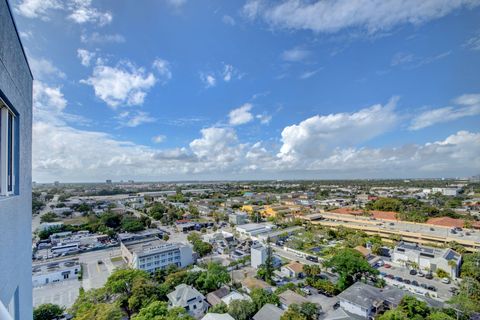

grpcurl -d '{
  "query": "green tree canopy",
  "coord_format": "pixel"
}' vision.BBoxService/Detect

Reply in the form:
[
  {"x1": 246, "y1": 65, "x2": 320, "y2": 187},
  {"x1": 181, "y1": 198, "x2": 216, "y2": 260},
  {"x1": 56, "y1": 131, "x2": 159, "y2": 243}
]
[{"x1": 33, "y1": 303, "x2": 64, "y2": 320}]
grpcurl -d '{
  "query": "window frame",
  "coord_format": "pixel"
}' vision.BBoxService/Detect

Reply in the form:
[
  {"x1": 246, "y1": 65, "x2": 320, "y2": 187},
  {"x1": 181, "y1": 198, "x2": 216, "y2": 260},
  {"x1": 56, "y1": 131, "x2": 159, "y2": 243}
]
[{"x1": 0, "y1": 99, "x2": 17, "y2": 197}]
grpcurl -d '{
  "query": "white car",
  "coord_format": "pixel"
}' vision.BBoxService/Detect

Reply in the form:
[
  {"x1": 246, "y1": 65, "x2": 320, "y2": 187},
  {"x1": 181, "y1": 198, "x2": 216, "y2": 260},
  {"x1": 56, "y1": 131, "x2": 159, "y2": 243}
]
[{"x1": 441, "y1": 278, "x2": 450, "y2": 284}]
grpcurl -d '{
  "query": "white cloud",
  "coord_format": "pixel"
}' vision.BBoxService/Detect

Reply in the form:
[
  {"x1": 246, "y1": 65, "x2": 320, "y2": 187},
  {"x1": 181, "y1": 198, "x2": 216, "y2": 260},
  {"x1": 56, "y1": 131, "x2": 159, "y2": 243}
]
[
  {"x1": 391, "y1": 52, "x2": 414, "y2": 66},
  {"x1": 244, "y1": 0, "x2": 480, "y2": 34},
  {"x1": 189, "y1": 127, "x2": 243, "y2": 165},
  {"x1": 282, "y1": 47, "x2": 311, "y2": 62},
  {"x1": 81, "y1": 61, "x2": 157, "y2": 108},
  {"x1": 165, "y1": 0, "x2": 187, "y2": 8},
  {"x1": 391, "y1": 51, "x2": 451, "y2": 68},
  {"x1": 222, "y1": 15, "x2": 236, "y2": 26},
  {"x1": 299, "y1": 68, "x2": 321, "y2": 79},
  {"x1": 67, "y1": 0, "x2": 112, "y2": 26},
  {"x1": 117, "y1": 111, "x2": 156, "y2": 127},
  {"x1": 152, "y1": 58, "x2": 172, "y2": 83},
  {"x1": 256, "y1": 113, "x2": 272, "y2": 124},
  {"x1": 200, "y1": 73, "x2": 217, "y2": 88},
  {"x1": 15, "y1": 0, "x2": 62, "y2": 19},
  {"x1": 16, "y1": 0, "x2": 112, "y2": 26},
  {"x1": 409, "y1": 93, "x2": 480, "y2": 130},
  {"x1": 278, "y1": 97, "x2": 399, "y2": 162},
  {"x1": 152, "y1": 135, "x2": 166, "y2": 144},
  {"x1": 80, "y1": 32, "x2": 126, "y2": 44},
  {"x1": 28, "y1": 56, "x2": 66, "y2": 81},
  {"x1": 229, "y1": 103, "x2": 254, "y2": 126},
  {"x1": 77, "y1": 49, "x2": 96, "y2": 67},
  {"x1": 463, "y1": 31, "x2": 480, "y2": 51}
]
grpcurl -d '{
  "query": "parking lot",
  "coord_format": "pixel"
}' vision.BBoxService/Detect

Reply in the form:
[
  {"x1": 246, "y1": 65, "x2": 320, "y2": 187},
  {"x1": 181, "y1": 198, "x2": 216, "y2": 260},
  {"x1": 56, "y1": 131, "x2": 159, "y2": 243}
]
[
  {"x1": 33, "y1": 279, "x2": 80, "y2": 308},
  {"x1": 377, "y1": 263, "x2": 457, "y2": 300}
]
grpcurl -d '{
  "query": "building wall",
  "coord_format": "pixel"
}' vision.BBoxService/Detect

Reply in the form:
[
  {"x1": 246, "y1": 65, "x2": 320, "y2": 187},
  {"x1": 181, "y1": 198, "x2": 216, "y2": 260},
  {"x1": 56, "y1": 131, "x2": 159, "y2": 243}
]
[
  {"x1": 339, "y1": 301, "x2": 369, "y2": 318},
  {"x1": 0, "y1": 1, "x2": 33, "y2": 319},
  {"x1": 32, "y1": 266, "x2": 81, "y2": 287},
  {"x1": 251, "y1": 246, "x2": 266, "y2": 268}
]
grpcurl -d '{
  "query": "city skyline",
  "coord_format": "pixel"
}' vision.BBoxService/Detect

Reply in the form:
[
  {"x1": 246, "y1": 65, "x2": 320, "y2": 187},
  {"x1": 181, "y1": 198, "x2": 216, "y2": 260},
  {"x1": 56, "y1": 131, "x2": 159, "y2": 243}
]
[{"x1": 11, "y1": 0, "x2": 480, "y2": 182}]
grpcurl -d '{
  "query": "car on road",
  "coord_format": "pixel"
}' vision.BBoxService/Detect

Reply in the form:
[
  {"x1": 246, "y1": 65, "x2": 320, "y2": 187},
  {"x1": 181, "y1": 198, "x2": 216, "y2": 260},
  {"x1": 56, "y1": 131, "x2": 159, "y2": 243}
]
[
  {"x1": 306, "y1": 255, "x2": 319, "y2": 262},
  {"x1": 333, "y1": 302, "x2": 340, "y2": 310},
  {"x1": 301, "y1": 287, "x2": 312, "y2": 295},
  {"x1": 441, "y1": 277, "x2": 450, "y2": 284},
  {"x1": 409, "y1": 269, "x2": 417, "y2": 275},
  {"x1": 404, "y1": 279, "x2": 411, "y2": 285},
  {"x1": 425, "y1": 273, "x2": 433, "y2": 280}
]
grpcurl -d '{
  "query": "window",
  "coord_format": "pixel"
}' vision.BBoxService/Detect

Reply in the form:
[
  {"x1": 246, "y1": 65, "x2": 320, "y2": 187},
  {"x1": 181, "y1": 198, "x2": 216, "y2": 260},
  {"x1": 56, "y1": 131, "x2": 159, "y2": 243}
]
[{"x1": 0, "y1": 101, "x2": 16, "y2": 196}]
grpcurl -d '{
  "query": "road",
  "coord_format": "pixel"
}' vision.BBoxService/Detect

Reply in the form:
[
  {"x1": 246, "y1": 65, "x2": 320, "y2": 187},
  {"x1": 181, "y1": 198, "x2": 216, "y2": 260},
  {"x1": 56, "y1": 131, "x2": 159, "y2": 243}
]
[{"x1": 272, "y1": 246, "x2": 320, "y2": 266}]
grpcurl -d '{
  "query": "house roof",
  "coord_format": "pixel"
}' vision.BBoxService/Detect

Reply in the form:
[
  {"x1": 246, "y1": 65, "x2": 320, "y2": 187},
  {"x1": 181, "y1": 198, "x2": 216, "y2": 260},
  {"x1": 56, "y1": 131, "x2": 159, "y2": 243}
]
[
  {"x1": 241, "y1": 277, "x2": 271, "y2": 290},
  {"x1": 167, "y1": 284, "x2": 204, "y2": 306},
  {"x1": 278, "y1": 290, "x2": 308, "y2": 307},
  {"x1": 337, "y1": 282, "x2": 403, "y2": 310},
  {"x1": 206, "y1": 287, "x2": 230, "y2": 305},
  {"x1": 253, "y1": 304, "x2": 284, "y2": 320},
  {"x1": 221, "y1": 291, "x2": 251, "y2": 305},
  {"x1": 285, "y1": 262, "x2": 304, "y2": 274},
  {"x1": 202, "y1": 313, "x2": 235, "y2": 320},
  {"x1": 354, "y1": 246, "x2": 370, "y2": 257}
]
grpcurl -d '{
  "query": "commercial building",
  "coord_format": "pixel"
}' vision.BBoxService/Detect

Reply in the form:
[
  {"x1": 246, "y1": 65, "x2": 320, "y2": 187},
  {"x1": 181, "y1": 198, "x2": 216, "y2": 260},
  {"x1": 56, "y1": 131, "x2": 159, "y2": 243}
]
[
  {"x1": 121, "y1": 238, "x2": 193, "y2": 273},
  {"x1": 0, "y1": 1, "x2": 33, "y2": 318},
  {"x1": 229, "y1": 212, "x2": 248, "y2": 225},
  {"x1": 392, "y1": 242, "x2": 462, "y2": 278},
  {"x1": 32, "y1": 260, "x2": 81, "y2": 287},
  {"x1": 167, "y1": 284, "x2": 207, "y2": 318},
  {"x1": 235, "y1": 223, "x2": 274, "y2": 237},
  {"x1": 250, "y1": 243, "x2": 267, "y2": 268}
]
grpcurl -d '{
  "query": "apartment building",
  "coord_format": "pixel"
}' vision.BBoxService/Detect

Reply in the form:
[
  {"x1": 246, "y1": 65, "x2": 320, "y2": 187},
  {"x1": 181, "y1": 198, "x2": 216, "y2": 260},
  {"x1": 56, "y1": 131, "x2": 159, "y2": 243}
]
[
  {"x1": 0, "y1": 1, "x2": 33, "y2": 319},
  {"x1": 250, "y1": 243, "x2": 267, "y2": 268},
  {"x1": 121, "y1": 238, "x2": 193, "y2": 273},
  {"x1": 392, "y1": 241, "x2": 462, "y2": 278}
]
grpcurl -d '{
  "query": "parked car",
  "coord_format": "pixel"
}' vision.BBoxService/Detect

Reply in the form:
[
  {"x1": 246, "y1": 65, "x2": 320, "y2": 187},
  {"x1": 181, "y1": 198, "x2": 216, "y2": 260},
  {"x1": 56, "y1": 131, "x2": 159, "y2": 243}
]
[
  {"x1": 333, "y1": 302, "x2": 340, "y2": 310},
  {"x1": 417, "y1": 272, "x2": 425, "y2": 277},
  {"x1": 427, "y1": 285, "x2": 437, "y2": 292},
  {"x1": 306, "y1": 255, "x2": 319, "y2": 262},
  {"x1": 420, "y1": 283, "x2": 428, "y2": 289},
  {"x1": 387, "y1": 274, "x2": 394, "y2": 279},
  {"x1": 441, "y1": 278, "x2": 450, "y2": 284},
  {"x1": 301, "y1": 288, "x2": 312, "y2": 295},
  {"x1": 425, "y1": 273, "x2": 433, "y2": 280},
  {"x1": 384, "y1": 264, "x2": 391, "y2": 268},
  {"x1": 380, "y1": 272, "x2": 387, "y2": 276},
  {"x1": 404, "y1": 279, "x2": 411, "y2": 285},
  {"x1": 412, "y1": 280, "x2": 419, "y2": 286},
  {"x1": 394, "y1": 276, "x2": 403, "y2": 282},
  {"x1": 376, "y1": 260, "x2": 385, "y2": 267},
  {"x1": 409, "y1": 269, "x2": 417, "y2": 275}
]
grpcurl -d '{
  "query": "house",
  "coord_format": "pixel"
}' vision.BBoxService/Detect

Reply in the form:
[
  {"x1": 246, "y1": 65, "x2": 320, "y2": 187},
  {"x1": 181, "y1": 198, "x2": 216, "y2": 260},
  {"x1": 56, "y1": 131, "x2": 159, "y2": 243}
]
[
  {"x1": 221, "y1": 291, "x2": 251, "y2": 306},
  {"x1": 278, "y1": 290, "x2": 309, "y2": 310},
  {"x1": 392, "y1": 241, "x2": 462, "y2": 278},
  {"x1": 253, "y1": 304, "x2": 285, "y2": 320},
  {"x1": 240, "y1": 278, "x2": 272, "y2": 294},
  {"x1": 281, "y1": 262, "x2": 304, "y2": 278},
  {"x1": 337, "y1": 282, "x2": 404, "y2": 319},
  {"x1": 206, "y1": 287, "x2": 230, "y2": 306},
  {"x1": 354, "y1": 246, "x2": 372, "y2": 259},
  {"x1": 167, "y1": 284, "x2": 207, "y2": 318},
  {"x1": 201, "y1": 314, "x2": 235, "y2": 320}
]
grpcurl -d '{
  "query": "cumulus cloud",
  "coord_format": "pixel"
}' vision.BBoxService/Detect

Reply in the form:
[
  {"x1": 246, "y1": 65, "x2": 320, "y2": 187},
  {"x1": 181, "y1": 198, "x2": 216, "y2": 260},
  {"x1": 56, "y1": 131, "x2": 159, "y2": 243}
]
[
  {"x1": 190, "y1": 127, "x2": 244, "y2": 165},
  {"x1": 80, "y1": 32, "x2": 126, "y2": 44},
  {"x1": 152, "y1": 58, "x2": 172, "y2": 83},
  {"x1": 282, "y1": 47, "x2": 311, "y2": 62},
  {"x1": 409, "y1": 93, "x2": 480, "y2": 130},
  {"x1": 28, "y1": 56, "x2": 66, "y2": 81},
  {"x1": 222, "y1": 15, "x2": 236, "y2": 26},
  {"x1": 16, "y1": 0, "x2": 112, "y2": 26},
  {"x1": 200, "y1": 73, "x2": 217, "y2": 88},
  {"x1": 229, "y1": 103, "x2": 254, "y2": 126},
  {"x1": 278, "y1": 97, "x2": 399, "y2": 162},
  {"x1": 243, "y1": 0, "x2": 480, "y2": 34},
  {"x1": 77, "y1": 49, "x2": 96, "y2": 67},
  {"x1": 256, "y1": 113, "x2": 272, "y2": 124},
  {"x1": 81, "y1": 61, "x2": 157, "y2": 108},
  {"x1": 152, "y1": 135, "x2": 166, "y2": 144}
]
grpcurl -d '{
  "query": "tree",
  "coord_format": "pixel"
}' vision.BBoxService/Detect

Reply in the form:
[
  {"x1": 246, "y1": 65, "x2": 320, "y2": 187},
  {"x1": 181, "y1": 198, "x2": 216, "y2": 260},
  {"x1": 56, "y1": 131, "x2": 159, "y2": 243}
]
[
  {"x1": 195, "y1": 263, "x2": 231, "y2": 292},
  {"x1": 280, "y1": 307, "x2": 306, "y2": 320},
  {"x1": 303, "y1": 265, "x2": 321, "y2": 278},
  {"x1": 228, "y1": 300, "x2": 256, "y2": 320},
  {"x1": 104, "y1": 269, "x2": 151, "y2": 317},
  {"x1": 250, "y1": 288, "x2": 279, "y2": 311},
  {"x1": 40, "y1": 212, "x2": 58, "y2": 223},
  {"x1": 209, "y1": 302, "x2": 228, "y2": 314},
  {"x1": 100, "y1": 212, "x2": 122, "y2": 229},
  {"x1": 436, "y1": 268, "x2": 449, "y2": 279},
  {"x1": 378, "y1": 309, "x2": 408, "y2": 320},
  {"x1": 132, "y1": 301, "x2": 193, "y2": 320},
  {"x1": 257, "y1": 246, "x2": 274, "y2": 284},
  {"x1": 323, "y1": 248, "x2": 378, "y2": 290},
  {"x1": 73, "y1": 303, "x2": 124, "y2": 320},
  {"x1": 298, "y1": 302, "x2": 320, "y2": 320},
  {"x1": 460, "y1": 252, "x2": 480, "y2": 281},
  {"x1": 121, "y1": 216, "x2": 145, "y2": 232},
  {"x1": 449, "y1": 276, "x2": 480, "y2": 316},
  {"x1": 33, "y1": 303, "x2": 64, "y2": 320},
  {"x1": 426, "y1": 312, "x2": 455, "y2": 320},
  {"x1": 398, "y1": 295, "x2": 431, "y2": 319}
]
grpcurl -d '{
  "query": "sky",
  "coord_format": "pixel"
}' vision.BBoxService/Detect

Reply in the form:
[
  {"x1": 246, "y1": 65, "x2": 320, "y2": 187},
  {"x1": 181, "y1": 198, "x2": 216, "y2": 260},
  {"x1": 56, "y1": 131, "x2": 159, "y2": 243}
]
[{"x1": 10, "y1": 0, "x2": 480, "y2": 182}]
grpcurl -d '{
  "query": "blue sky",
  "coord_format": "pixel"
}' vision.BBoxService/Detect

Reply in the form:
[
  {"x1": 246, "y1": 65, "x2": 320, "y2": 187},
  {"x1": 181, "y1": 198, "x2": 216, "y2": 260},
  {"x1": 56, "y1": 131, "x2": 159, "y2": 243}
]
[{"x1": 11, "y1": 0, "x2": 480, "y2": 182}]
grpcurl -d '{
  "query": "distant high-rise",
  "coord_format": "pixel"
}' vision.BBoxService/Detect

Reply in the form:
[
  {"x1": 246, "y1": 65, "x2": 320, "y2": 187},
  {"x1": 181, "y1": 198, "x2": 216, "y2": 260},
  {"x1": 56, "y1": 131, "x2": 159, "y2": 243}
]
[
  {"x1": 0, "y1": 0, "x2": 33, "y2": 319},
  {"x1": 106, "y1": 179, "x2": 112, "y2": 184}
]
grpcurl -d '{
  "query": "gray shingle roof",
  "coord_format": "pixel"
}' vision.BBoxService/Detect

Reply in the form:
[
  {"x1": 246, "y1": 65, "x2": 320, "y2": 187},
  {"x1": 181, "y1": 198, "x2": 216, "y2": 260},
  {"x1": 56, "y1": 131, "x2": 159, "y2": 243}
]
[
  {"x1": 253, "y1": 304, "x2": 284, "y2": 320},
  {"x1": 167, "y1": 284, "x2": 205, "y2": 306}
]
